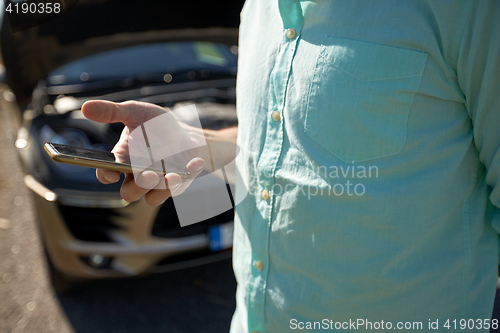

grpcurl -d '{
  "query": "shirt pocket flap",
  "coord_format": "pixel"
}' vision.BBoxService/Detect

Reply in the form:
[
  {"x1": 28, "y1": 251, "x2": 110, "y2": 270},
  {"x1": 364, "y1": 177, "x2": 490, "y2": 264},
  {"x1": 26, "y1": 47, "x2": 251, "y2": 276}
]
[
  {"x1": 323, "y1": 36, "x2": 427, "y2": 81},
  {"x1": 305, "y1": 36, "x2": 428, "y2": 163}
]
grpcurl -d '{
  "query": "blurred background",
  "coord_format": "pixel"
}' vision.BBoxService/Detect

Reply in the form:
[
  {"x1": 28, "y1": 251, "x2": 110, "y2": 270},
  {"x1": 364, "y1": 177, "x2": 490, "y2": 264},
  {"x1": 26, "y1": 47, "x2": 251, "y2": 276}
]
[{"x1": 0, "y1": 0, "x2": 243, "y2": 332}]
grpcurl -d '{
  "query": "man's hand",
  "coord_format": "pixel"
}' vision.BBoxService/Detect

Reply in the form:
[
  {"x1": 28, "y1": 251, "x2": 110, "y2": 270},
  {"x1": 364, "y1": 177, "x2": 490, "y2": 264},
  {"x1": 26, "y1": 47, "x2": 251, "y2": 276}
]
[{"x1": 81, "y1": 100, "x2": 205, "y2": 207}]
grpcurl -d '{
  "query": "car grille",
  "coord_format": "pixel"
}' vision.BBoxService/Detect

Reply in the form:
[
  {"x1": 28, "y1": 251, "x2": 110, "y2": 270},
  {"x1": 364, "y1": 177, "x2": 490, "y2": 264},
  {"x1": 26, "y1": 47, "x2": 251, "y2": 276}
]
[
  {"x1": 57, "y1": 190, "x2": 234, "y2": 241},
  {"x1": 58, "y1": 205, "x2": 123, "y2": 242},
  {"x1": 151, "y1": 196, "x2": 234, "y2": 238}
]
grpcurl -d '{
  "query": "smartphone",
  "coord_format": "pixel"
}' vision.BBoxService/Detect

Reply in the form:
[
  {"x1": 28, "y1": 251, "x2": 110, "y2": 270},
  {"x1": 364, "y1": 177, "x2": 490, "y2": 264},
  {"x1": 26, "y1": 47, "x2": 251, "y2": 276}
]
[{"x1": 44, "y1": 143, "x2": 191, "y2": 181}]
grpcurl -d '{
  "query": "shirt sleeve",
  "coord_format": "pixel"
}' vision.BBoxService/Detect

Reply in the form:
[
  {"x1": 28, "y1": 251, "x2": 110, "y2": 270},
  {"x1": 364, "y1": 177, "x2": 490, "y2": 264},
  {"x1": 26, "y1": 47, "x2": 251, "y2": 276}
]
[{"x1": 456, "y1": 1, "x2": 500, "y2": 234}]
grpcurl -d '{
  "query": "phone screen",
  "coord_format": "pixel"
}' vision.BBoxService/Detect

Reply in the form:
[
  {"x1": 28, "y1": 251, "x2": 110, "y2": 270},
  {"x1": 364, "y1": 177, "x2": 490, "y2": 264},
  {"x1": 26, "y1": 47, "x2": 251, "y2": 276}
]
[
  {"x1": 46, "y1": 143, "x2": 191, "y2": 180},
  {"x1": 51, "y1": 143, "x2": 118, "y2": 163}
]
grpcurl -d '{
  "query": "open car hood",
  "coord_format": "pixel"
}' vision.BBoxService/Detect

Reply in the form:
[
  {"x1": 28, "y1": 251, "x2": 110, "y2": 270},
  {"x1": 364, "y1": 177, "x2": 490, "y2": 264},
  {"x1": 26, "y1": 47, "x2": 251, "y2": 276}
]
[{"x1": 1, "y1": 0, "x2": 244, "y2": 108}]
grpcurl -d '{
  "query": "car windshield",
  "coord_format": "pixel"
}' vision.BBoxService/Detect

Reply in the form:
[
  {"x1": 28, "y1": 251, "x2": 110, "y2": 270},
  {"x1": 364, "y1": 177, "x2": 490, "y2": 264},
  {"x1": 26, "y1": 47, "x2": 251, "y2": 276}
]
[{"x1": 47, "y1": 41, "x2": 237, "y2": 85}]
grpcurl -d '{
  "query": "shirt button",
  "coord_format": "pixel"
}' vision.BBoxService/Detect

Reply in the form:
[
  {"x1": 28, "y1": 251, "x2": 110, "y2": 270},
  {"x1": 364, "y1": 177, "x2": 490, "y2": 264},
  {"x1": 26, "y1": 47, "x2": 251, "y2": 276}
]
[
  {"x1": 286, "y1": 28, "x2": 296, "y2": 39},
  {"x1": 271, "y1": 111, "x2": 281, "y2": 122},
  {"x1": 261, "y1": 189, "x2": 270, "y2": 200},
  {"x1": 254, "y1": 260, "x2": 264, "y2": 270}
]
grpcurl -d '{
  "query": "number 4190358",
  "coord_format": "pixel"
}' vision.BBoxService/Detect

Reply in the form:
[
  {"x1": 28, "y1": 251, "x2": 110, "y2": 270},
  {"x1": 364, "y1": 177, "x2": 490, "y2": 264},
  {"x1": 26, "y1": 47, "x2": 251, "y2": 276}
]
[
  {"x1": 444, "y1": 319, "x2": 498, "y2": 330},
  {"x1": 6, "y1": 2, "x2": 61, "y2": 14}
]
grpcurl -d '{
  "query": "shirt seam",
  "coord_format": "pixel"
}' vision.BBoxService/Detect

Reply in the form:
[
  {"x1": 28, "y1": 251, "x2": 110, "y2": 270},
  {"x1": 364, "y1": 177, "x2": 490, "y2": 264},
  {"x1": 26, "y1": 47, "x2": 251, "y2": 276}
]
[
  {"x1": 460, "y1": 151, "x2": 480, "y2": 318},
  {"x1": 453, "y1": 3, "x2": 474, "y2": 114}
]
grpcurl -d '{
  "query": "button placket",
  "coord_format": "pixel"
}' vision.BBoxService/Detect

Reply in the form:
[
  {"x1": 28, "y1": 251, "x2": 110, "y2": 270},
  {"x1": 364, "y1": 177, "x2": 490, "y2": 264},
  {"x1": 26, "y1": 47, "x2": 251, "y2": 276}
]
[
  {"x1": 247, "y1": 17, "x2": 302, "y2": 333},
  {"x1": 248, "y1": 39, "x2": 300, "y2": 333}
]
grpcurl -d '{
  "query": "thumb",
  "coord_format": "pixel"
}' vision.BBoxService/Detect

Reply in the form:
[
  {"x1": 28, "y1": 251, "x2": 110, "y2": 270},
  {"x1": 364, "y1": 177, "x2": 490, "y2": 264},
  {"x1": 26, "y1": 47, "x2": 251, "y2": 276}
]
[{"x1": 82, "y1": 100, "x2": 165, "y2": 126}]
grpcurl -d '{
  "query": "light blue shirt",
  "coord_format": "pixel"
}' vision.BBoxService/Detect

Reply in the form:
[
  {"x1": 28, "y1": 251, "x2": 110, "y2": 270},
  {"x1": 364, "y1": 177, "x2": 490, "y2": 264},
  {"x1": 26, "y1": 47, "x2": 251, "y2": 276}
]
[{"x1": 231, "y1": 1, "x2": 500, "y2": 332}]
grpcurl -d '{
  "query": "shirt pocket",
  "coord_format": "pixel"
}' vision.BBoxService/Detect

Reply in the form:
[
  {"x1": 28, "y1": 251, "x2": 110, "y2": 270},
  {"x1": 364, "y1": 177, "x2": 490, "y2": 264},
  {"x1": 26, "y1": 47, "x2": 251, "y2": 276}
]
[{"x1": 305, "y1": 36, "x2": 428, "y2": 163}]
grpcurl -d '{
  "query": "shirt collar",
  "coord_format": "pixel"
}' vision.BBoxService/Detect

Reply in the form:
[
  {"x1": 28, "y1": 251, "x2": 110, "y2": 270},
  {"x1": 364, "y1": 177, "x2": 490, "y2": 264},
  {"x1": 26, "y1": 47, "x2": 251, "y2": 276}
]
[{"x1": 278, "y1": 0, "x2": 304, "y2": 31}]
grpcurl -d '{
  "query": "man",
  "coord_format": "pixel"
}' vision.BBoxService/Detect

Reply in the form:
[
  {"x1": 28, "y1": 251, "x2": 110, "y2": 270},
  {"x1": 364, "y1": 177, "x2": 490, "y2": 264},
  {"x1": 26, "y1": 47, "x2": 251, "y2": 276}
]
[{"x1": 83, "y1": 0, "x2": 500, "y2": 331}]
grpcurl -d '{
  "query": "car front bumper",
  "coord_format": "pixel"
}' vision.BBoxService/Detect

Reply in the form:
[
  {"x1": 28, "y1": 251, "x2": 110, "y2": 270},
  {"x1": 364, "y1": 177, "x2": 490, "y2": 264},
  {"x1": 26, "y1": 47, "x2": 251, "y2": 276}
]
[{"x1": 25, "y1": 175, "x2": 232, "y2": 279}]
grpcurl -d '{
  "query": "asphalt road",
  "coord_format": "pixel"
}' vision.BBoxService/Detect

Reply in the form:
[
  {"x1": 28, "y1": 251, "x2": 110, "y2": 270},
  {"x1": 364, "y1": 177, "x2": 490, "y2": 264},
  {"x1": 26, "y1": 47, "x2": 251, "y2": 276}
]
[{"x1": 0, "y1": 87, "x2": 237, "y2": 333}]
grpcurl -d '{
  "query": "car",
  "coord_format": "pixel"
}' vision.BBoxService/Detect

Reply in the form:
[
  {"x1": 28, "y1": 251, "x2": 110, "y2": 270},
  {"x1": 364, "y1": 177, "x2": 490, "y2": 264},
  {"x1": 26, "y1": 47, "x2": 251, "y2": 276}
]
[{"x1": 1, "y1": 0, "x2": 244, "y2": 293}]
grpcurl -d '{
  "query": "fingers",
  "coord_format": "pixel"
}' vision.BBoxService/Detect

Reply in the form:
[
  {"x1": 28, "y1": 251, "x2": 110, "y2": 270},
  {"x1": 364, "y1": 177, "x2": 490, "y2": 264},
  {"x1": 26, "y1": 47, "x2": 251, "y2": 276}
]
[
  {"x1": 144, "y1": 173, "x2": 182, "y2": 207},
  {"x1": 120, "y1": 174, "x2": 150, "y2": 202},
  {"x1": 116, "y1": 158, "x2": 206, "y2": 206},
  {"x1": 158, "y1": 158, "x2": 205, "y2": 203},
  {"x1": 96, "y1": 168, "x2": 121, "y2": 184},
  {"x1": 82, "y1": 100, "x2": 165, "y2": 126},
  {"x1": 120, "y1": 171, "x2": 161, "y2": 202},
  {"x1": 144, "y1": 159, "x2": 204, "y2": 207},
  {"x1": 82, "y1": 100, "x2": 128, "y2": 124},
  {"x1": 121, "y1": 170, "x2": 179, "y2": 204},
  {"x1": 186, "y1": 157, "x2": 205, "y2": 179},
  {"x1": 135, "y1": 171, "x2": 161, "y2": 189}
]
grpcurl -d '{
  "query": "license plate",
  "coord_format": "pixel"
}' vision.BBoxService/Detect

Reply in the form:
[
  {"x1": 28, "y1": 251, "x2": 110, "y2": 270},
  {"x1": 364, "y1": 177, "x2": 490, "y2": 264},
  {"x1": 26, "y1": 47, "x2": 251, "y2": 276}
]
[{"x1": 208, "y1": 222, "x2": 234, "y2": 252}]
